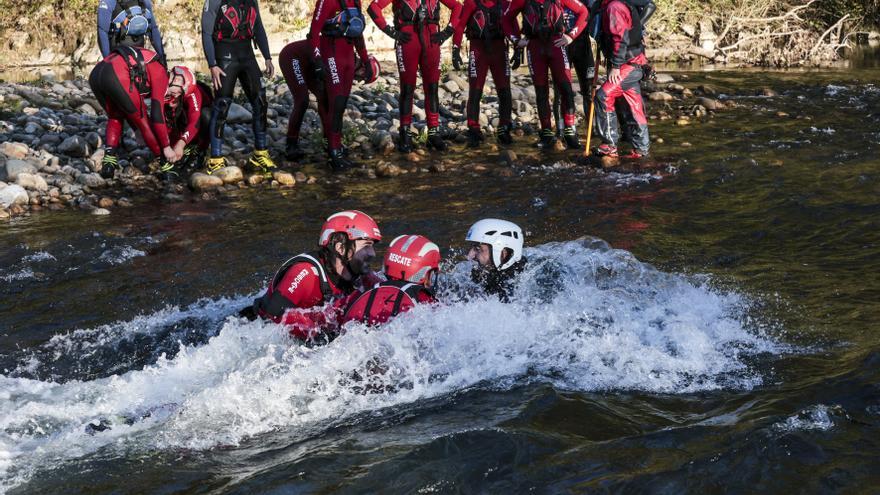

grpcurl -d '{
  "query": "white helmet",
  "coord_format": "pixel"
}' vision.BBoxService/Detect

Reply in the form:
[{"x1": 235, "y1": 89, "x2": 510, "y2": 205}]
[{"x1": 465, "y1": 219, "x2": 524, "y2": 271}]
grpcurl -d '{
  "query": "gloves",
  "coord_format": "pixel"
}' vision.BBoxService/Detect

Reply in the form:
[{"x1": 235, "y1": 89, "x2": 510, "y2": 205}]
[
  {"x1": 452, "y1": 46, "x2": 463, "y2": 71},
  {"x1": 431, "y1": 25, "x2": 453, "y2": 45},
  {"x1": 362, "y1": 56, "x2": 374, "y2": 83},
  {"x1": 510, "y1": 47, "x2": 524, "y2": 71},
  {"x1": 382, "y1": 25, "x2": 412, "y2": 44}
]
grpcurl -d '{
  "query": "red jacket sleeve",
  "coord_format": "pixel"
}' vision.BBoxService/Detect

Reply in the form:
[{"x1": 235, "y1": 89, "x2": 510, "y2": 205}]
[
  {"x1": 603, "y1": 0, "x2": 632, "y2": 67},
  {"x1": 309, "y1": 0, "x2": 334, "y2": 57},
  {"x1": 353, "y1": 35, "x2": 369, "y2": 62},
  {"x1": 502, "y1": 0, "x2": 524, "y2": 39},
  {"x1": 147, "y1": 60, "x2": 171, "y2": 148},
  {"x1": 416, "y1": 290, "x2": 437, "y2": 304},
  {"x1": 441, "y1": 0, "x2": 463, "y2": 30},
  {"x1": 452, "y1": 0, "x2": 476, "y2": 47},
  {"x1": 367, "y1": 0, "x2": 393, "y2": 31},
  {"x1": 271, "y1": 261, "x2": 336, "y2": 339},
  {"x1": 179, "y1": 89, "x2": 203, "y2": 145},
  {"x1": 562, "y1": 0, "x2": 588, "y2": 40}
]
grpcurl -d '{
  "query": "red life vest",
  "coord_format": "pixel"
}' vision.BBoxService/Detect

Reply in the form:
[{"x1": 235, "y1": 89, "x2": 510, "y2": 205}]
[
  {"x1": 521, "y1": 0, "x2": 566, "y2": 40},
  {"x1": 111, "y1": 46, "x2": 156, "y2": 96},
  {"x1": 253, "y1": 251, "x2": 334, "y2": 319},
  {"x1": 342, "y1": 280, "x2": 432, "y2": 326},
  {"x1": 466, "y1": 0, "x2": 503, "y2": 40},
  {"x1": 213, "y1": 0, "x2": 258, "y2": 42},
  {"x1": 395, "y1": 0, "x2": 441, "y2": 26}
]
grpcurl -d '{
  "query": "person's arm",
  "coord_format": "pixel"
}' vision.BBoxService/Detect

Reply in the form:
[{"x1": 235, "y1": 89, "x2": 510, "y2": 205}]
[
  {"x1": 502, "y1": 0, "x2": 523, "y2": 40},
  {"x1": 97, "y1": 0, "x2": 115, "y2": 58},
  {"x1": 562, "y1": 0, "x2": 588, "y2": 40},
  {"x1": 201, "y1": 0, "x2": 221, "y2": 67},
  {"x1": 353, "y1": 35, "x2": 369, "y2": 62},
  {"x1": 147, "y1": 61, "x2": 171, "y2": 148},
  {"x1": 180, "y1": 91, "x2": 203, "y2": 145},
  {"x1": 452, "y1": 0, "x2": 475, "y2": 47},
  {"x1": 603, "y1": 1, "x2": 632, "y2": 68},
  {"x1": 440, "y1": 0, "x2": 463, "y2": 31},
  {"x1": 640, "y1": 0, "x2": 656, "y2": 26},
  {"x1": 252, "y1": 1, "x2": 272, "y2": 61},
  {"x1": 367, "y1": 0, "x2": 394, "y2": 33},
  {"x1": 143, "y1": 0, "x2": 166, "y2": 64},
  {"x1": 309, "y1": 0, "x2": 333, "y2": 58}
]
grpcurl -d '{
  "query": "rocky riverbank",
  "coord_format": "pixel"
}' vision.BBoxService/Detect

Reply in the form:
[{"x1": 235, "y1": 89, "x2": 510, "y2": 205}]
[{"x1": 1, "y1": 68, "x2": 754, "y2": 221}]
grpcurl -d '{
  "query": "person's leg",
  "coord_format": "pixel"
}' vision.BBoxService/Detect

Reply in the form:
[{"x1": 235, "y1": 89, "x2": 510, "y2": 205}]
[
  {"x1": 396, "y1": 27, "x2": 420, "y2": 152},
  {"x1": 487, "y1": 38, "x2": 512, "y2": 143},
  {"x1": 90, "y1": 60, "x2": 137, "y2": 178},
  {"x1": 279, "y1": 43, "x2": 311, "y2": 159},
  {"x1": 548, "y1": 43, "x2": 579, "y2": 149},
  {"x1": 207, "y1": 45, "x2": 240, "y2": 170},
  {"x1": 324, "y1": 37, "x2": 359, "y2": 170},
  {"x1": 422, "y1": 25, "x2": 446, "y2": 151},
  {"x1": 594, "y1": 69, "x2": 625, "y2": 155},
  {"x1": 238, "y1": 52, "x2": 276, "y2": 175},
  {"x1": 466, "y1": 40, "x2": 490, "y2": 146},
  {"x1": 529, "y1": 42, "x2": 555, "y2": 148},
  {"x1": 619, "y1": 64, "x2": 650, "y2": 156}
]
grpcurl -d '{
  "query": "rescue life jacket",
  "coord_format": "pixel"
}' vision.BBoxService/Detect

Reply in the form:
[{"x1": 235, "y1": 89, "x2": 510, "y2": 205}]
[
  {"x1": 110, "y1": 0, "x2": 153, "y2": 46},
  {"x1": 323, "y1": 0, "x2": 367, "y2": 38},
  {"x1": 113, "y1": 45, "x2": 153, "y2": 96},
  {"x1": 465, "y1": 0, "x2": 503, "y2": 40},
  {"x1": 254, "y1": 251, "x2": 334, "y2": 319},
  {"x1": 521, "y1": 0, "x2": 566, "y2": 40},
  {"x1": 594, "y1": 0, "x2": 647, "y2": 61},
  {"x1": 343, "y1": 280, "x2": 432, "y2": 326},
  {"x1": 395, "y1": 0, "x2": 441, "y2": 27},
  {"x1": 213, "y1": 0, "x2": 258, "y2": 42}
]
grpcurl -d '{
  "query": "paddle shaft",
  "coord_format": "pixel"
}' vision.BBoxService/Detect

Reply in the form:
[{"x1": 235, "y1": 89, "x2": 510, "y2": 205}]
[{"x1": 584, "y1": 43, "x2": 602, "y2": 157}]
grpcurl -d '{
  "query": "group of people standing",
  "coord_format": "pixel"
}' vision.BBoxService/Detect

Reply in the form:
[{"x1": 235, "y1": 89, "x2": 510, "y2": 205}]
[
  {"x1": 239, "y1": 210, "x2": 527, "y2": 340},
  {"x1": 88, "y1": 0, "x2": 654, "y2": 180}
]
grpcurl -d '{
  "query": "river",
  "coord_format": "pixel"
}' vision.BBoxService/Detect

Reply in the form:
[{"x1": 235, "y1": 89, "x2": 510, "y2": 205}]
[{"x1": 1, "y1": 66, "x2": 879, "y2": 493}]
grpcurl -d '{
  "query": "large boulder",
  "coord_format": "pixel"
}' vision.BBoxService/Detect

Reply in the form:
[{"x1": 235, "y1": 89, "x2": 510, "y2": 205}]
[
  {"x1": 190, "y1": 172, "x2": 223, "y2": 191},
  {"x1": 16, "y1": 173, "x2": 48, "y2": 192},
  {"x1": 5, "y1": 159, "x2": 38, "y2": 182},
  {"x1": 0, "y1": 184, "x2": 29, "y2": 208}
]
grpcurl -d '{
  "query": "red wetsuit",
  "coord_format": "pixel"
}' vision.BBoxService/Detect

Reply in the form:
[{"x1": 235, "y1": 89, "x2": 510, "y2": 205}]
[
  {"x1": 368, "y1": 0, "x2": 462, "y2": 129},
  {"x1": 252, "y1": 251, "x2": 381, "y2": 340},
  {"x1": 165, "y1": 82, "x2": 213, "y2": 150},
  {"x1": 503, "y1": 0, "x2": 587, "y2": 130},
  {"x1": 341, "y1": 280, "x2": 436, "y2": 326},
  {"x1": 309, "y1": 0, "x2": 370, "y2": 153},
  {"x1": 278, "y1": 40, "x2": 330, "y2": 146},
  {"x1": 88, "y1": 47, "x2": 170, "y2": 155},
  {"x1": 453, "y1": 0, "x2": 511, "y2": 131},
  {"x1": 594, "y1": 0, "x2": 650, "y2": 153}
]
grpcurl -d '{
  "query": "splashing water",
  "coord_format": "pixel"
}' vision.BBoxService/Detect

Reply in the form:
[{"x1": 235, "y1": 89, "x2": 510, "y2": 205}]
[{"x1": 0, "y1": 238, "x2": 784, "y2": 492}]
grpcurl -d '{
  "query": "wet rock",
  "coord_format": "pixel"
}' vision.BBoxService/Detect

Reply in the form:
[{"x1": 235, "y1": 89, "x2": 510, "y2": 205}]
[
  {"x1": 376, "y1": 162, "x2": 403, "y2": 177},
  {"x1": 0, "y1": 142, "x2": 29, "y2": 159},
  {"x1": 667, "y1": 83, "x2": 685, "y2": 93},
  {"x1": 77, "y1": 104, "x2": 97, "y2": 117},
  {"x1": 58, "y1": 135, "x2": 89, "y2": 157},
  {"x1": 273, "y1": 171, "x2": 296, "y2": 186},
  {"x1": 85, "y1": 132, "x2": 102, "y2": 150},
  {"x1": 294, "y1": 171, "x2": 308, "y2": 183},
  {"x1": 91, "y1": 208, "x2": 111, "y2": 216},
  {"x1": 499, "y1": 149, "x2": 517, "y2": 166},
  {"x1": 16, "y1": 173, "x2": 48, "y2": 192},
  {"x1": 6, "y1": 159, "x2": 38, "y2": 181},
  {"x1": 77, "y1": 173, "x2": 106, "y2": 188},
  {"x1": 695, "y1": 97, "x2": 723, "y2": 111},
  {"x1": 654, "y1": 73, "x2": 674, "y2": 84},
  {"x1": 698, "y1": 84, "x2": 717, "y2": 96},
  {"x1": 0, "y1": 184, "x2": 29, "y2": 207},
  {"x1": 246, "y1": 174, "x2": 264, "y2": 186},
  {"x1": 190, "y1": 172, "x2": 223, "y2": 191},
  {"x1": 0, "y1": 209, "x2": 9, "y2": 220},
  {"x1": 214, "y1": 166, "x2": 244, "y2": 184},
  {"x1": 227, "y1": 103, "x2": 253, "y2": 123},
  {"x1": 648, "y1": 92, "x2": 674, "y2": 102},
  {"x1": 98, "y1": 197, "x2": 115, "y2": 208},
  {"x1": 600, "y1": 156, "x2": 619, "y2": 168},
  {"x1": 676, "y1": 117, "x2": 690, "y2": 126},
  {"x1": 761, "y1": 88, "x2": 779, "y2": 97},
  {"x1": 117, "y1": 197, "x2": 134, "y2": 207},
  {"x1": 681, "y1": 142, "x2": 693, "y2": 147}
]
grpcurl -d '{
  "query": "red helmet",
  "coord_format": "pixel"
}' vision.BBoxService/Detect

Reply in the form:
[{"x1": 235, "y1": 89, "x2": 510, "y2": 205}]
[
  {"x1": 355, "y1": 55, "x2": 381, "y2": 84},
  {"x1": 384, "y1": 234, "x2": 441, "y2": 286},
  {"x1": 318, "y1": 210, "x2": 382, "y2": 247},
  {"x1": 168, "y1": 66, "x2": 196, "y2": 98}
]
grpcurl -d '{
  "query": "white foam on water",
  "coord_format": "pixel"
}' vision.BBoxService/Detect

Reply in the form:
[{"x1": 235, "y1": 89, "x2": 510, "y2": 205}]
[
  {"x1": 825, "y1": 84, "x2": 847, "y2": 96},
  {"x1": 773, "y1": 404, "x2": 840, "y2": 433},
  {"x1": 97, "y1": 246, "x2": 146, "y2": 265},
  {"x1": 0, "y1": 239, "x2": 785, "y2": 492},
  {"x1": 0, "y1": 269, "x2": 35, "y2": 283},
  {"x1": 21, "y1": 252, "x2": 56, "y2": 263}
]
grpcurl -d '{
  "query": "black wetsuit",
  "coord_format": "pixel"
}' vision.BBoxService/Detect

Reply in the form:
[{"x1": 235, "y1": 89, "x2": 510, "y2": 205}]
[
  {"x1": 201, "y1": 0, "x2": 272, "y2": 157},
  {"x1": 471, "y1": 257, "x2": 527, "y2": 303},
  {"x1": 97, "y1": 0, "x2": 166, "y2": 64}
]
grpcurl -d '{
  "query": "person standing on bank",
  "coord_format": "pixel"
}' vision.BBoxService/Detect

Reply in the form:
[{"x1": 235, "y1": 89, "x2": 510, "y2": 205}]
[
  {"x1": 201, "y1": 0, "x2": 277, "y2": 176},
  {"x1": 97, "y1": 0, "x2": 167, "y2": 65}
]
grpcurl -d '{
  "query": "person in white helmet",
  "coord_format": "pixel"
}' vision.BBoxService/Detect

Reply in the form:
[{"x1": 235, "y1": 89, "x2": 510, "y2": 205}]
[{"x1": 465, "y1": 218, "x2": 527, "y2": 302}]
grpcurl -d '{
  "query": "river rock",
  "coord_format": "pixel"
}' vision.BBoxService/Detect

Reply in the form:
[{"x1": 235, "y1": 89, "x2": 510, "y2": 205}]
[
  {"x1": 499, "y1": 149, "x2": 517, "y2": 166},
  {"x1": 667, "y1": 83, "x2": 685, "y2": 93},
  {"x1": 58, "y1": 135, "x2": 89, "y2": 157},
  {"x1": 648, "y1": 92, "x2": 674, "y2": 102},
  {"x1": 98, "y1": 197, "x2": 115, "y2": 208},
  {"x1": 0, "y1": 142, "x2": 29, "y2": 159},
  {"x1": 227, "y1": 104, "x2": 253, "y2": 123},
  {"x1": 92, "y1": 208, "x2": 111, "y2": 216},
  {"x1": 654, "y1": 73, "x2": 674, "y2": 84},
  {"x1": 0, "y1": 184, "x2": 29, "y2": 207},
  {"x1": 246, "y1": 174, "x2": 264, "y2": 186},
  {"x1": 77, "y1": 173, "x2": 106, "y2": 188},
  {"x1": 85, "y1": 132, "x2": 102, "y2": 150},
  {"x1": 77, "y1": 104, "x2": 98, "y2": 117},
  {"x1": 443, "y1": 80, "x2": 460, "y2": 93},
  {"x1": 0, "y1": 209, "x2": 9, "y2": 220},
  {"x1": 761, "y1": 88, "x2": 779, "y2": 97},
  {"x1": 16, "y1": 173, "x2": 48, "y2": 192},
  {"x1": 190, "y1": 172, "x2": 223, "y2": 191},
  {"x1": 6, "y1": 159, "x2": 38, "y2": 181},
  {"x1": 273, "y1": 171, "x2": 296, "y2": 186},
  {"x1": 695, "y1": 97, "x2": 723, "y2": 111},
  {"x1": 214, "y1": 166, "x2": 244, "y2": 184},
  {"x1": 698, "y1": 84, "x2": 717, "y2": 96},
  {"x1": 376, "y1": 162, "x2": 402, "y2": 177}
]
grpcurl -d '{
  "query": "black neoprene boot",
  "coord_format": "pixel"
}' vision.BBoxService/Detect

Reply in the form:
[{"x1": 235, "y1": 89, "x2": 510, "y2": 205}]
[
  {"x1": 328, "y1": 148, "x2": 357, "y2": 172},
  {"x1": 398, "y1": 127, "x2": 413, "y2": 153},
  {"x1": 467, "y1": 127, "x2": 484, "y2": 148},
  {"x1": 426, "y1": 127, "x2": 448, "y2": 151}
]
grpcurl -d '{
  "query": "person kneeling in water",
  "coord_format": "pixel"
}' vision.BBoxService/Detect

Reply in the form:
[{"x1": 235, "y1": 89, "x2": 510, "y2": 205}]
[
  {"x1": 342, "y1": 234, "x2": 440, "y2": 326},
  {"x1": 465, "y1": 218, "x2": 527, "y2": 302},
  {"x1": 241, "y1": 210, "x2": 382, "y2": 341},
  {"x1": 160, "y1": 66, "x2": 214, "y2": 178}
]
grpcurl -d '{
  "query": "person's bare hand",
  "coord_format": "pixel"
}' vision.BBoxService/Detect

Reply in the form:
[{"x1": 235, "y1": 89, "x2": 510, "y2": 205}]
[
  {"x1": 210, "y1": 66, "x2": 226, "y2": 92},
  {"x1": 609, "y1": 67, "x2": 622, "y2": 85},
  {"x1": 263, "y1": 59, "x2": 275, "y2": 79},
  {"x1": 553, "y1": 34, "x2": 573, "y2": 47},
  {"x1": 173, "y1": 140, "x2": 186, "y2": 161},
  {"x1": 162, "y1": 146, "x2": 177, "y2": 163}
]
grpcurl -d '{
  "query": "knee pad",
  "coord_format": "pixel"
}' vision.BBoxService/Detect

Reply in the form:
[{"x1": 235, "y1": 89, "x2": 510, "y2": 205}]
[
  {"x1": 426, "y1": 83, "x2": 439, "y2": 114},
  {"x1": 467, "y1": 88, "x2": 482, "y2": 119},
  {"x1": 211, "y1": 97, "x2": 233, "y2": 139},
  {"x1": 252, "y1": 87, "x2": 268, "y2": 124},
  {"x1": 400, "y1": 84, "x2": 415, "y2": 112},
  {"x1": 332, "y1": 95, "x2": 348, "y2": 132}
]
